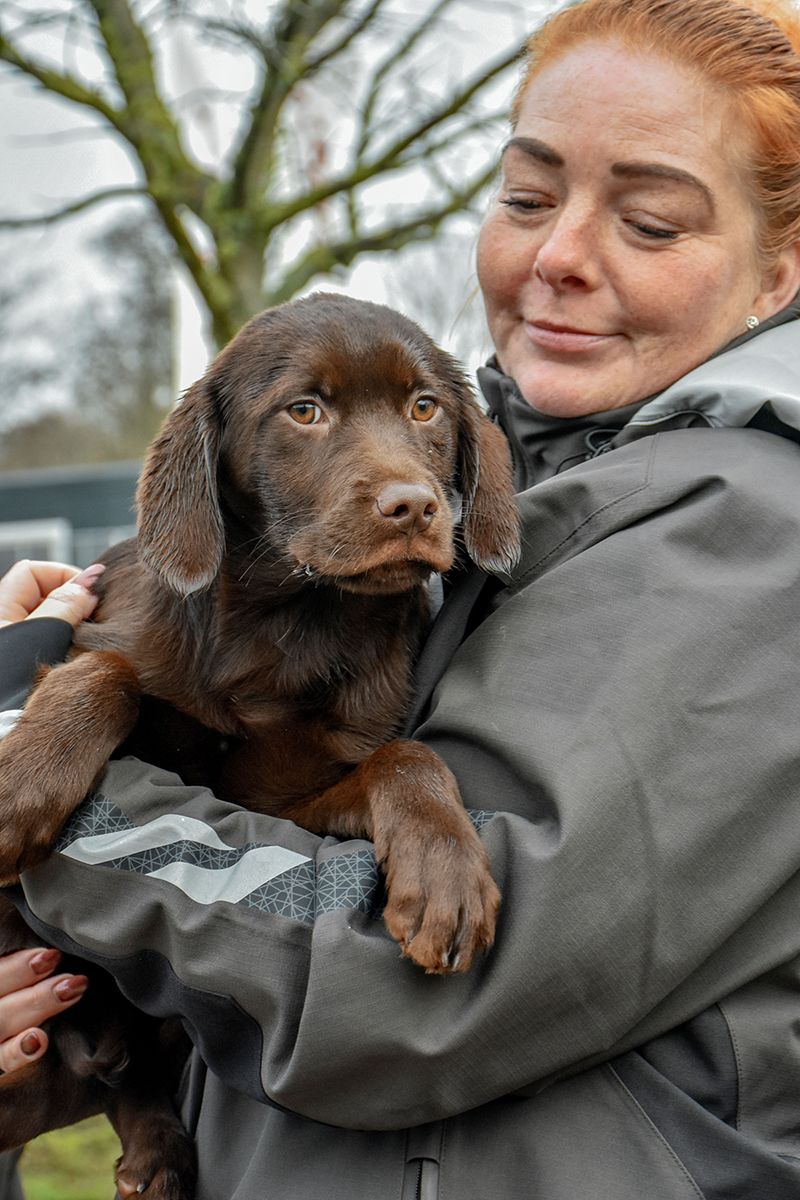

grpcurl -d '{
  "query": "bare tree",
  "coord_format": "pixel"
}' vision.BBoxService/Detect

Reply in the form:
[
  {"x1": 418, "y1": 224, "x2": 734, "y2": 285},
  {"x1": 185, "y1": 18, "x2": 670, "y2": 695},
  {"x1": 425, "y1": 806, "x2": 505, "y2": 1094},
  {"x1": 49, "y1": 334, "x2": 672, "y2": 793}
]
[
  {"x1": 0, "y1": 210, "x2": 174, "y2": 468},
  {"x1": 380, "y1": 225, "x2": 492, "y2": 376},
  {"x1": 0, "y1": 0, "x2": 535, "y2": 348}
]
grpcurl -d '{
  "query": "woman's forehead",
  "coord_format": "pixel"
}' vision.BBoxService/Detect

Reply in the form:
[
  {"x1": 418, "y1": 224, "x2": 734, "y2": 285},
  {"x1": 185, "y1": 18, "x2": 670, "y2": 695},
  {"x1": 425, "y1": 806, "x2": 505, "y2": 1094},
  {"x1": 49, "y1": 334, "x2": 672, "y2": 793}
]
[{"x1": 511, "y1": 41, "x2": 748, "y2": 191}]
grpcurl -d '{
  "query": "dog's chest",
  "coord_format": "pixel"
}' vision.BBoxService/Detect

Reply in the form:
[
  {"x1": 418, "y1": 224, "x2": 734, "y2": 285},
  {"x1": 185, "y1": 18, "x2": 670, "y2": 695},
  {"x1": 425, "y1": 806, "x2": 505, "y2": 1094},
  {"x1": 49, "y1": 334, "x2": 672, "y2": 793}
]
[
  {"x1": 216, "y1": 624, "x2": 412, "y2": 738},
  {"x1": 204, "y1": 615, "x2": 418, "y2": 807}
]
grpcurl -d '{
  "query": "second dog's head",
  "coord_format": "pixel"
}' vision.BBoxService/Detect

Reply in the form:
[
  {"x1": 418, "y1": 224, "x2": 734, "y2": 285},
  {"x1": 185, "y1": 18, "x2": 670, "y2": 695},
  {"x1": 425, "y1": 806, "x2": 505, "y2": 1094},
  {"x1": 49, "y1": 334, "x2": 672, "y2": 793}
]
[{"x1": 137, "y1": 294, "x2": 520, "y2": 597}]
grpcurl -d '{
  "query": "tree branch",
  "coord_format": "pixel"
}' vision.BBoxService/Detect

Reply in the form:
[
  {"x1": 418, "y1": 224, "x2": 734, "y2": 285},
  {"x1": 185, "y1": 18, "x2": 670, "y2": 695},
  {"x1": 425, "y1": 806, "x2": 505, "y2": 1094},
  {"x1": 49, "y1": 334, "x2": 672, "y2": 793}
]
[
  {"x1": 227, "y1": 0, "x2": 353, "y2": 209},
  {"x1": 84, "y1": 0, "x2": 211, "y2": 206},
  {"x1": 305, "y1": 0, "x2": 386, "y2": 76},
  {"x1": 0, "y1": 28, "x2": 121, "y2": 129},
  {"x1": 265, "y1": 43, "x2": 519, "y2": 231},
  {"x1": 151, "y1": 201, "x2": 237, "y2": 348},
  {"x1": 355, "y1": 0, "x2": 456, "y2": 161},
  {"x1": 268, "y1": 160, "x2": 498, "y2": 305},
  {"x1": 0, "y1": 186, "x2": 149, "y2": 228},
  {"x1": 191, "y1": 16, "x2": 270, "y2": 59},
  {"x1": 396, "y1": 110, "x2": 508, "y2": 170},
  {"x1": 365, "y1": 41, "x2": 523, "y2": 171}
]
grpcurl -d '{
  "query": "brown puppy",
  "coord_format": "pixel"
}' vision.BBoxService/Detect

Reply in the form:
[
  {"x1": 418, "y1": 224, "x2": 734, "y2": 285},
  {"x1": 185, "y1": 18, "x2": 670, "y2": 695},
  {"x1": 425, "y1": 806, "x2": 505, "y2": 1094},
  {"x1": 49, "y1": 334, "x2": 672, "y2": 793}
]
[{"x1": 0, "y1": 294, "x2": 520, "y2": 1197}]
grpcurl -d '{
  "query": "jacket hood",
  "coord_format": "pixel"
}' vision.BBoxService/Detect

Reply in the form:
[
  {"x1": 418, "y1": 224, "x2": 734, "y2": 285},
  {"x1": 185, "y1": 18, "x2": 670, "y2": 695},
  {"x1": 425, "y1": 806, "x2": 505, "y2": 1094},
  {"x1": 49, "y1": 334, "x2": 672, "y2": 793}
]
[{"x1": 478, "y1": 307, "x2": 800, "y2": 490}]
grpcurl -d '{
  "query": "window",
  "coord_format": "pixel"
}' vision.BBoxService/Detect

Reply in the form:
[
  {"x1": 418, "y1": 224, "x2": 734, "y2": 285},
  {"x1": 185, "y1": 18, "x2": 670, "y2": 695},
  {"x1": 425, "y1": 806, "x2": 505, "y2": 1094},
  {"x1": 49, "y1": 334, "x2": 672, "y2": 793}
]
[{"x1": 0, "y1": 519, "x2": 73, "y2": 576}]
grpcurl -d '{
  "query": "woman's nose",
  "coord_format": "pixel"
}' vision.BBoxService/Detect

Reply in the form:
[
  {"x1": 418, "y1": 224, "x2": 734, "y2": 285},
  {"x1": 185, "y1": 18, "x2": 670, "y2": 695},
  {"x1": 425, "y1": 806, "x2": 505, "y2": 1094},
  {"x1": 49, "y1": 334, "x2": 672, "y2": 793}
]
[{"x1": 532, "y1": 207, "x2": 600, "y2": 291}]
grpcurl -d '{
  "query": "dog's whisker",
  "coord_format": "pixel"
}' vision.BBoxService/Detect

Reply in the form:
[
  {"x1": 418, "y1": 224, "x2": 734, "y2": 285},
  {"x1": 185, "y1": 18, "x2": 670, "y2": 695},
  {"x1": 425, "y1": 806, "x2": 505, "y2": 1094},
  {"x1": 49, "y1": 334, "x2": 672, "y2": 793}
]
[{"x1": 236, "y1": 509, "x2": 316, "y2": 587}]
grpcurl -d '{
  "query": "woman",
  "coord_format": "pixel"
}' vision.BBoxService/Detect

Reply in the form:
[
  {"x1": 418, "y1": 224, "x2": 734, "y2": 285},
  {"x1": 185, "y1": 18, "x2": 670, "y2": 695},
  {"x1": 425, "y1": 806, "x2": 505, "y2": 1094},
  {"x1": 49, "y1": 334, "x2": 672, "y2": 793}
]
[{"x1": 3, "y1": 0, "x2": 800, "y2": 1195}]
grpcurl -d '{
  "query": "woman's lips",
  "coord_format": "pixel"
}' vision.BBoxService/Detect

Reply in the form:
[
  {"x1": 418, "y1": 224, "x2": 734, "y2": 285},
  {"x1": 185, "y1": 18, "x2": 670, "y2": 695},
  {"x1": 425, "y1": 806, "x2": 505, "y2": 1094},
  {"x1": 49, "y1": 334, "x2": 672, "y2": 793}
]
[{"x1": 524, "y1": 320, "x2": 617, "y2": 353}]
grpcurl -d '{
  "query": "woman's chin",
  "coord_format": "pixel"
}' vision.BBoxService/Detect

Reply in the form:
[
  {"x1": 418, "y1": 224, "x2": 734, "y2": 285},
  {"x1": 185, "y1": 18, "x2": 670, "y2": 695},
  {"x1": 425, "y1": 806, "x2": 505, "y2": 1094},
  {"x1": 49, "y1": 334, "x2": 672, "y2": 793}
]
[{"x1": 512, "y1": 363, "x2": 632, "y2": 419}]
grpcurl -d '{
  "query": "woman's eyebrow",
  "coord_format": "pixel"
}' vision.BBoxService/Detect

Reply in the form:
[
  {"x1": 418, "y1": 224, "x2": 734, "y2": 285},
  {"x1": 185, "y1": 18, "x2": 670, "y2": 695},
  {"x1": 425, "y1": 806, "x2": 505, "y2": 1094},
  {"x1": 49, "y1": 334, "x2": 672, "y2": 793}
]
[
  {"x1": 611, "y1": 161, "x2": 716, "y2": 213},
  {"x1": 502, "y1": 139, "x2": 716, "y2": 214},
  {"x1": 502, "y1": 136, "x2": 563, "y2": 167}
]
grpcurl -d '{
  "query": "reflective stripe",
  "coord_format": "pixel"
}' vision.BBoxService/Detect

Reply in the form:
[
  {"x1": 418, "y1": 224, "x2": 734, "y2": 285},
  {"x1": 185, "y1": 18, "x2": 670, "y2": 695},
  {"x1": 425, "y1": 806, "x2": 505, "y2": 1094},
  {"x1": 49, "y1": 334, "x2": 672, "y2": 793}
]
[
  {"x1": 148, "y1": 845, "x2": 313, "y2": 905},
  {"x1": 60, "y1": 810, "x2": 312, "y2": 906},
  {"x1": 0, "y1": 710, "x2": 22, "y2": 741},
  {"x1": 61, "y1": 812, "x2": 249, "y2": 861}
]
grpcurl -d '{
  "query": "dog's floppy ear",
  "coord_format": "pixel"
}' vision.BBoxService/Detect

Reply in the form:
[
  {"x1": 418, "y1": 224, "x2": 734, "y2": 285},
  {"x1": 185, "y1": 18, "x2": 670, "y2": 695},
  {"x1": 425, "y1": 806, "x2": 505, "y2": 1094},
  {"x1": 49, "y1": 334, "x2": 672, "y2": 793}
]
[
  {"x1": 456, "y1": 392, "x2": 521, "y2": 575},
  {"x1": 136, "y1": 379, "x2": 224, "y2": 596}
]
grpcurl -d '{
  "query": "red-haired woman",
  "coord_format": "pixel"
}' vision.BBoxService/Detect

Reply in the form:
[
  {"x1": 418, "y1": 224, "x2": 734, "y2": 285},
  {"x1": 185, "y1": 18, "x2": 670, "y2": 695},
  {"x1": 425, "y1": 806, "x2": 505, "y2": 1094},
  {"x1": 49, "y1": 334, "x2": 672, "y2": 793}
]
[{"x1": 3, "y1": 1, "x2": 800, "y2": 1196}]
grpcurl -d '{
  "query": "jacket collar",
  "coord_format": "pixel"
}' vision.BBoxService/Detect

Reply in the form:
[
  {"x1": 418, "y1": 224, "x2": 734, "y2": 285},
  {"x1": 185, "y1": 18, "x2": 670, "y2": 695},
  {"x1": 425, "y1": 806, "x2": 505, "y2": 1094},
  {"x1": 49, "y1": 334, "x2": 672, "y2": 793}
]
[{"x1": 479, "y1": 300, "x2": 800, "y2": 489}]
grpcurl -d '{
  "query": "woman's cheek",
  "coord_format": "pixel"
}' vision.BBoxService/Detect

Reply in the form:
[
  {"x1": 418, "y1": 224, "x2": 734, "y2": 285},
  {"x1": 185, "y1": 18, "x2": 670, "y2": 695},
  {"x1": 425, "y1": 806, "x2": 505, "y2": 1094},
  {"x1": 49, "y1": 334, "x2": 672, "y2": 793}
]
[{"x1": 477, "y1": 216, "x2": 529, "y2": 303}]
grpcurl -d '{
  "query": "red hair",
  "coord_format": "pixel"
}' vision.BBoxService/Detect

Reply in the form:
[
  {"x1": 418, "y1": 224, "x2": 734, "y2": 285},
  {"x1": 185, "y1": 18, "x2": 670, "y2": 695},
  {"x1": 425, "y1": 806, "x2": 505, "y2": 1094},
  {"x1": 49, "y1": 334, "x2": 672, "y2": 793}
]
[{"x1": 512, "y1": 0, "x2": 800, "y2": 262}]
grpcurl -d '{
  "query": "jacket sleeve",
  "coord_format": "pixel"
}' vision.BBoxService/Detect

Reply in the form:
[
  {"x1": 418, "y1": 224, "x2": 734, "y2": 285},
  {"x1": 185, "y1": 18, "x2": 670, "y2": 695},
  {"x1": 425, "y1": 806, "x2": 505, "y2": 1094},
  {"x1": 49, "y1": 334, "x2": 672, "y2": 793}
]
[
  {"x1": 0, "y1": 618, "x2": 74, "y2": 710},
  {"x1": 14, "y1": 430, "x2": 800, "y2": 1131}
]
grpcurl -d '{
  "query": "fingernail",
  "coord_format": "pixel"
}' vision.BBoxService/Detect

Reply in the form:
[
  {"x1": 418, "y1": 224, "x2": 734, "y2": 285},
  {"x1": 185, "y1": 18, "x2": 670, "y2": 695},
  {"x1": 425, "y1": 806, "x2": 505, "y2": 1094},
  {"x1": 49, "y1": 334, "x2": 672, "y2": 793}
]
[
  {"x1": 21, "y1": 1033, "x2": 42, "y2": 1057},
  {"x1": 30, "y1": 948, "x2": 60, "y2": 975},
  {"x1": 72, "y1": 564, "x2": 106, "y2": 590},
  {"x1": 54, "y1": 976, "x2": 88, "y2": 1001}
]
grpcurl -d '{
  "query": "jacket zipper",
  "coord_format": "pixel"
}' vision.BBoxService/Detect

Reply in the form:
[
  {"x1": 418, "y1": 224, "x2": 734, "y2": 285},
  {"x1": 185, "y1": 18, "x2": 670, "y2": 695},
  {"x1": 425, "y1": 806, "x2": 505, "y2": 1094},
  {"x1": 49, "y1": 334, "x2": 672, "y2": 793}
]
[{"x1": 414, "y1": 1158, "x2": 440, "y2": 1200}]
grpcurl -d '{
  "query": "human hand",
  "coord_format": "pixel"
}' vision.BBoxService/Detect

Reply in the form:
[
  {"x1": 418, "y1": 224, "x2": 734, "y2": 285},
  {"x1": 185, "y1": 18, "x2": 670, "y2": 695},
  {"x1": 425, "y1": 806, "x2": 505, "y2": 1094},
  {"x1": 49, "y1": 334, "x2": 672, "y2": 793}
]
[
  {"x1": 0, "y1": 560, "x2": 105, "y2": 630},
  {"x1": 0, "y1": 562, "x2": 97, "y2": 1072},
  {"x1": 0, "y1": 947, "x2": 87, "y2": 1075}
]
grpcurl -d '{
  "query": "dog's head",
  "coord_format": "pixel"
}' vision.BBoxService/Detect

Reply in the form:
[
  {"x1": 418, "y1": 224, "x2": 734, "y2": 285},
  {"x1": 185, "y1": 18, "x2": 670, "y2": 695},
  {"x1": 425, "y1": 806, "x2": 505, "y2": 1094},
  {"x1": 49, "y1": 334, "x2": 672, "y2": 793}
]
[{"x1": 137, "y1": 294, "x2": 520, "y2": 597}]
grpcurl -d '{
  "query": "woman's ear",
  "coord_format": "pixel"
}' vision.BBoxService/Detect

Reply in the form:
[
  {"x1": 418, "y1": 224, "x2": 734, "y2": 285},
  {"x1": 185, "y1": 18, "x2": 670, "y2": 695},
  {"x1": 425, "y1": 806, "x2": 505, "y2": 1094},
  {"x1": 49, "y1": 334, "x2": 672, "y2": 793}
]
[
  {"x1": 136, "y1": 379, "x2": 224, "y2": 596},
  {"x1": 756, "y1": 241, "x2": 800, "y2": 320}
]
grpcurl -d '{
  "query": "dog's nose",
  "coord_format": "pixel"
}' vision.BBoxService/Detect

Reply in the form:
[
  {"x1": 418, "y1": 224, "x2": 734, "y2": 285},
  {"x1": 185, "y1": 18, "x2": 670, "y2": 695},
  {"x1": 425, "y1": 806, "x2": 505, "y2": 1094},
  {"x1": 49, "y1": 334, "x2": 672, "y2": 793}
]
[{"x1": 376, "y1": 482, "x2": 439, "y2": 532}]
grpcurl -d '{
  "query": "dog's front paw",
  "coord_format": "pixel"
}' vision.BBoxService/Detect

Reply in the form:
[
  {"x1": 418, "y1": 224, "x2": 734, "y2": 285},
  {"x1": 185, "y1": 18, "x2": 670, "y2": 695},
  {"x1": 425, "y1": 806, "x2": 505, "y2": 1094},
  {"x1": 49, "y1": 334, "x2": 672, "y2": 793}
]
[{"x1": 380, "y1": 819, "x2": 500, "y2": 974}]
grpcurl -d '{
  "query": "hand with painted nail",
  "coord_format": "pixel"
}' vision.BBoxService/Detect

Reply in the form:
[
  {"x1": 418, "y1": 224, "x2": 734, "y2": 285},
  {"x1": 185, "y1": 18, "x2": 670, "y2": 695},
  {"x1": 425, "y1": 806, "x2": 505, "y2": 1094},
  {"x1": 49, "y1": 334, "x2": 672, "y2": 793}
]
[
  {"x1": 0, "y1": 559, "x2": 105, "y2": 630},
  {"x1": 0, "y1": 563, "x2": 98, "y2": 1073},
  {"x1": 0, "y1": 945, "x2": 87, "y2": 1075}
]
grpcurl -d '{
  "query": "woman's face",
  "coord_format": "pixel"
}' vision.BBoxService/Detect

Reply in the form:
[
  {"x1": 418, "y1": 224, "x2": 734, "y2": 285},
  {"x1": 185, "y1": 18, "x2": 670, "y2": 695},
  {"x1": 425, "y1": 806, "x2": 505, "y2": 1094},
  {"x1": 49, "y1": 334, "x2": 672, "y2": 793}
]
[{"x1": 477, "y1": 42, "x2": 786, "y2": 417}]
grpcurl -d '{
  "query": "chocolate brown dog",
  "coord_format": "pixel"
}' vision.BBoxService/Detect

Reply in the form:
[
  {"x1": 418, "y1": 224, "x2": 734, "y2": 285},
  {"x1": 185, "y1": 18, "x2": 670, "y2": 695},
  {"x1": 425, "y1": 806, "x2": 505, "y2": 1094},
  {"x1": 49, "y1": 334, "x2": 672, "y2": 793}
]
[{"x1": 0, "y1": 293, "x2": 520, "y2": 1197}]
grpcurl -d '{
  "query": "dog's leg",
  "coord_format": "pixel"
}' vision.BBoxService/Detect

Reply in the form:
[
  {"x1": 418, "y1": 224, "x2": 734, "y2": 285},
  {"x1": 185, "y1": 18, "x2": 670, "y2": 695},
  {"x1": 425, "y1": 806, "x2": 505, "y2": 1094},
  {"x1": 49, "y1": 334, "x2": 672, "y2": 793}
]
[
  {"x1": 109, "y1": 1084, "x2": 197, "y2": 1200},
  {"x1": 0, "y1": 651, "x2": 140, "y2": 883},
  {"x1": 105, "y1": 1016, "x2": 195, "y2": 1200},
  {"x1": 0, "y1": 1056, "x2": 106, "y2": 1150},
  {"x1": 281, "y1": 741, "x2": 500, "y2": 974},
  {"x1": 0, "y1": 1064, "x2": 196, "y2": 1200}
]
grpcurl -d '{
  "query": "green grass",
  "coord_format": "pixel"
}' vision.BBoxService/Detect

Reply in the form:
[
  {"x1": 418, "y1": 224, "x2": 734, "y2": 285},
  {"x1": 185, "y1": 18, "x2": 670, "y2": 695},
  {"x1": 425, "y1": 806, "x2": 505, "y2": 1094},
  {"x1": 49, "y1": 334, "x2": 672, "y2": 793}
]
[{"x1": 19, "y1": 1116, "x2": 121, "y2": 1200}]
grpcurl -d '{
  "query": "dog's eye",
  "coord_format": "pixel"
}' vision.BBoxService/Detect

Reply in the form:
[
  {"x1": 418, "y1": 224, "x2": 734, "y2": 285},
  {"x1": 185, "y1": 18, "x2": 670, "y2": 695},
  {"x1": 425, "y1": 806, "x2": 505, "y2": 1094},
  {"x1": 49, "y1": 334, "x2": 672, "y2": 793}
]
[
  {"x1": 288, "y1": 401, "x2": 322, "y2": 425},
  {"x1": 411, "y1": 397, "x2": 438, "y2": 422}
]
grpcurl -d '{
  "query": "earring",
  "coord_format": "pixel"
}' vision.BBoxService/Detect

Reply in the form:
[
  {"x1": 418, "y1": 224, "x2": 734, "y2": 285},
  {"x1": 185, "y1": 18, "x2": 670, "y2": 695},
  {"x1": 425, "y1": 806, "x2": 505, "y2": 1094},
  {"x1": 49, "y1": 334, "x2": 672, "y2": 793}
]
[{"x1": 745, "y1": 315, "x2": 760, "y2": 330}]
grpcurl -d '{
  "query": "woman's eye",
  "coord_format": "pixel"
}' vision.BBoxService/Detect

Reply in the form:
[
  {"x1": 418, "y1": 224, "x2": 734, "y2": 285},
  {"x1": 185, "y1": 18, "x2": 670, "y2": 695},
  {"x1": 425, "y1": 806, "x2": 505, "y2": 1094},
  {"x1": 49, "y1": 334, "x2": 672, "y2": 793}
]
[
  {"x1": 411, "y1": 397, "x2": 438, "y2": 422},
  {"x1": 630, "y1": 221, "x2": 680, "y2": 241},
  {"x1": 500, "y1": 197, "x2": 545, "y2": 213},
  {"x1": 288, "y1": 401, "x2": 322, "y2": 425}
]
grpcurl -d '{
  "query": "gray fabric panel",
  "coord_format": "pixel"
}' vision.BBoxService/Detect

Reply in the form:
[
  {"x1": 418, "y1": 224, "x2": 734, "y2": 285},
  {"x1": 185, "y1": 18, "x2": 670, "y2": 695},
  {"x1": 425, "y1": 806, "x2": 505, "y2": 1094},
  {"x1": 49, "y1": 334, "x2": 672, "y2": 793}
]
[
  {"x1": 0, "y1": 1151, "x2": 24, "y2": 1200},
  {"x1": 612, "y1": 1053, "x2": 800, "y2": 1200}
]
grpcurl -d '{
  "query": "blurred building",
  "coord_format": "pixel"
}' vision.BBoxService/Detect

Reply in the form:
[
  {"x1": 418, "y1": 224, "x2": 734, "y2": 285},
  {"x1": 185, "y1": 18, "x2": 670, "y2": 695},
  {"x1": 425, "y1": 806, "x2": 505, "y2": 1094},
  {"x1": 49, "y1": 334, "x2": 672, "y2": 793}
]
[{"x1": 0, "y1": 460, "x2": 139, "y2": 574}]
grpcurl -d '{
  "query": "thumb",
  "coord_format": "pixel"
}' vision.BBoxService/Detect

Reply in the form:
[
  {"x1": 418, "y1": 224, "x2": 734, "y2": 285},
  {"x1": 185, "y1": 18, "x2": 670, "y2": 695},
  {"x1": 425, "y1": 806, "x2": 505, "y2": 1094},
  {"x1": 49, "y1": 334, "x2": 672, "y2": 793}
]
[
  {"x1": 28, "y1": 564, "x2": 106, "y2": 629},
  {"x1": 0, "y1": 1027, "x2": 49, "y2": 1075}
]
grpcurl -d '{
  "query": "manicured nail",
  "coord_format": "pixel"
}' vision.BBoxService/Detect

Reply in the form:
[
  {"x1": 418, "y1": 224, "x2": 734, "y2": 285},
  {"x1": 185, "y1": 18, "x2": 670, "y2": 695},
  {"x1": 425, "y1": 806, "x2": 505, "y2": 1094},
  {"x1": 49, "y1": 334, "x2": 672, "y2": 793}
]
[
  {"x1": 72, "y1": 564, "x2": 106, "y2": 589},
  {"x1": 21, "y1": 1033, "x2": 42, "y2": 1057},
  {"x1": 30, "y1": 948, "x2": 60, "y2": 975},
  {"x1": 54, "y1": 975, "x2": 89, "y2": 1001}
]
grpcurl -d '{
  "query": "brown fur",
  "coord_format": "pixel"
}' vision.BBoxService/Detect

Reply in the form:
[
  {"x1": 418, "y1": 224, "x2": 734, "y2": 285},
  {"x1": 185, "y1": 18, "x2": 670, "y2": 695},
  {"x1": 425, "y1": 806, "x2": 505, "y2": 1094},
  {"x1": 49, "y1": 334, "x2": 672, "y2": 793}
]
[{"x1": 0, "y1": 294, "x2": 520, "y2": 1197}]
